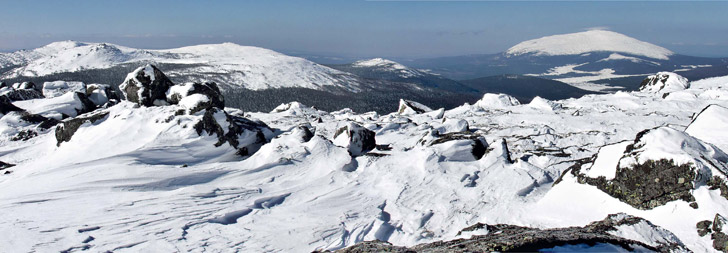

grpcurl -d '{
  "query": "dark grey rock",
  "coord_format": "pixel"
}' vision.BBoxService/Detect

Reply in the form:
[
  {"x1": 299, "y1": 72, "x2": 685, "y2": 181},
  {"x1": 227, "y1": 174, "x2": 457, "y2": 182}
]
[
  {"x1": 333, "y1": 122, "x2": 376, "y2": 156},
  {"x1": 193, "y1": 108, "x2": 271, "y2": 156},
  {"x1": 55, "y1": 111, "x2": 110, "y2": 146},
  {"x1": 168, "y1": 82, "x2": 225, "y2": 114},
  {"x1": 336, "y1": 214, "x2": 687, "y2": 253},
  {"x1": 698, "y1": 220, "x2": 713, "y2": 237},
  {"x1": 119, "y1": 64, "x2": 175, "y2": 107},
  {"x1": 2, "y1": 88, "x2": 44, "y2": 101}
]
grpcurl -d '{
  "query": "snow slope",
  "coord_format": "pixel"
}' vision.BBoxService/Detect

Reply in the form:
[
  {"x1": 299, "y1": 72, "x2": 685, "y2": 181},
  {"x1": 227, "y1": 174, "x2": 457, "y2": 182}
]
[
  {"x1": 1, "y1": 72, "x2": 728, "y2": 252},
  {"x1": 506, "y1": 30, "x2": 673, "y2": 60}
]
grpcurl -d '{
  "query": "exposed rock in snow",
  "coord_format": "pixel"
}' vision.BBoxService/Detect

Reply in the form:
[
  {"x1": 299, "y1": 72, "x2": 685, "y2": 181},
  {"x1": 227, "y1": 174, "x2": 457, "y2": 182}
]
[
  {"x1": 42, "y1": 81, "x2": 86, "y2": 98},
  {"x1": 55, "y1": 110, "x2": 110, "y2": 146},
  {"x1": 193, "y1": 108, "x2": 272, "y2": 156},
  {"x1": 474, "y1": 93, "x2": 521, "y2": 109},
  {"x1": 639, "y1": 72, "x2": 690, "y2": 94},
  {"x1": 421, "y1": 131, "x2": 488, "y2": 161},
  {"x1": 167, "y1": 82, "x2": 225, "y2": 114},
  {"x1": 397, "y1": 99, "x2": 432, "y2": 115},
  {"x1": 686, "y1": 104, "x2": 728, "y2": 152},
  {"x1": 333, "y1": 122, "x2": 376, "y2": 156},
  {"x1": 436, "y1": 118, "x2": 469, "y2": 135},
  {"x1": 119, "y1": 64, "x2": 175, "y2": 107},
  {"x1": 528, "y1": 96, "x2": 562, "y2": 111},
  {"x1": 271, "y1": 101, "x2": 318, "y2": 116},
  {"x1": 1, "y1": 82, "x2": 44, "y2": 101},
  {"x1": 506, "y1": 30, "x2": 673, "y2": 60},
  {"x1": 341, "y1": 213, "x2": 687, "y2": 252},
  {"x1": 85, "y1": 83, "x2": 119, "y2": 107},
  {"x1": 12, "y1": 91, "x2": 96, "y2": 120},
  {"x1": 571, "y1": 126, "x2": 728, "y2": 209}
]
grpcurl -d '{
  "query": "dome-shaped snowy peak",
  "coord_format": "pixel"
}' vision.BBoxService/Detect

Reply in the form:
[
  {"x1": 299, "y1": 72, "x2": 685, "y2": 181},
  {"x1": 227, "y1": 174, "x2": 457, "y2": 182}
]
[{"x1": 506, "y1": 30, "x2": 673, "y2": 60}]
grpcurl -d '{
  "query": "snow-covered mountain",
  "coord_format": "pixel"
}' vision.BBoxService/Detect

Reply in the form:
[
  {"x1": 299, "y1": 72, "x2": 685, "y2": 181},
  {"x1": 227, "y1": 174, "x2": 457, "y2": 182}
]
[
  {"x1": 2, "y1": 65, "x2": 728, "y2": 251},
  {"x1": 0, "y1": 41, "x2": 361, "y2": 91},
  {"x1": 408, "y1": 30, "x2": 728, "y2": 91},
  {"x1": 505, "y1": 30, "x2": 674, "y2": 60}
]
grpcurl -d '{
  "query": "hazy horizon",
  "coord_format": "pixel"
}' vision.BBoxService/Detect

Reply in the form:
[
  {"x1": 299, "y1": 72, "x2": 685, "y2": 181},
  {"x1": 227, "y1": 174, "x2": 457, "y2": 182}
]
[{"x1": 2, "y1": 0, "x2": 727, "y2": 58}]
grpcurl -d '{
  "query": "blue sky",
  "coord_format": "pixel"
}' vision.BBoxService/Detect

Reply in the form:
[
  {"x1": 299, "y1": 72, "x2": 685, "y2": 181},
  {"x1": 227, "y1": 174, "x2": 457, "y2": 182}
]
[{"x1": 1, "y1": 0, "x2": 727, "y2": 58}]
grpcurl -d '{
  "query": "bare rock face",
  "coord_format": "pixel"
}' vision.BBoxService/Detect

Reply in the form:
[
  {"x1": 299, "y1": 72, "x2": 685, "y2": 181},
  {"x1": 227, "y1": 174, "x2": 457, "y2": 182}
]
[
  {"x1": 335, "y1": 214, "x2": 687, "y2": 252},
  {"x1": 119, "y1": 64, "x2": 175, "y2": 107},
  {"x1": 1, "y1": 82, "x2": 44, "y2": 101},
  {"x1": 193, "y1": 108, "x2": 272, "y2": 156},
  {"x1": 333, "y1": 122, "x2": 376, "y2": 156}
]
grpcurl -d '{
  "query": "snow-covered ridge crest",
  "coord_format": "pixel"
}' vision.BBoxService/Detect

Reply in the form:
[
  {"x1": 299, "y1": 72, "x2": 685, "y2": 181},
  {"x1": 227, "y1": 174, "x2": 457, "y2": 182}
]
[
  {"x1": 0, "y1": 41, "x2": 360, "y2": 92},
  {"x1": 353, "y1": 58, "x2": 424, "y2": 78},
  {"x1": 506, "y1": 30, "x2": 673, "y2": 60}
]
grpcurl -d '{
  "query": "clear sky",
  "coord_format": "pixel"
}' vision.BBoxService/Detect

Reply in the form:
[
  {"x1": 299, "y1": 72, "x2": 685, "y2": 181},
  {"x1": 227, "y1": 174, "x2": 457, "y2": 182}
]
[{"x1": 1, "y1": 0, "x2": 727, "y2": 58}]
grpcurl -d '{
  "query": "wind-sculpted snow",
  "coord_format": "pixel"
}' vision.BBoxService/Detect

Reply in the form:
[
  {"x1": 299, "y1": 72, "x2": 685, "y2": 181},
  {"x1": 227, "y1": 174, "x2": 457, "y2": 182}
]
[{"x1": 0, "y1": 72, "x2": 728, "y2": 252}]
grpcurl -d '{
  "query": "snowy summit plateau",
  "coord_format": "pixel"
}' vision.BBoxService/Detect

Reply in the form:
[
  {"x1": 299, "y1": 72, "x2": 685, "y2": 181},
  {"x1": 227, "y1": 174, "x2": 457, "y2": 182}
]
[{"x1": 2, "y1": 23, "x2": 728, "y2": 253}]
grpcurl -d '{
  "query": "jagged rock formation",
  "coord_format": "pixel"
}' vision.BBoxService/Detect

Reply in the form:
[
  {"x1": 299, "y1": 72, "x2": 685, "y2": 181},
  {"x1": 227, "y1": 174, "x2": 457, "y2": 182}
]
[
  {"x1": 335, "y1": 214, "x2": 687, "y2": 252},
  {"x1": 333, "y1": 122, "x2": 376, "y2": 156},
  {"x1": 119, "y1": 64, "x2": 175, "y2": 106},
  {"x1": 0, "y1": 81, "x2": 44, "y2": 101}
]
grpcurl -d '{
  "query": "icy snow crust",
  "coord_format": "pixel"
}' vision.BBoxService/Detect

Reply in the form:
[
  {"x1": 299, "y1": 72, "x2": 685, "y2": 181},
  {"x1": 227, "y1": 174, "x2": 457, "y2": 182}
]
[
  {"x1": 1, "y1": 75, "x2": 728, "y2": 252},
  {"x1": 506, "y1": 30, "x2": 673, "y2": 60},
  {"x1": 0, "y1": 41, "x2": 359, "y2": 91}
]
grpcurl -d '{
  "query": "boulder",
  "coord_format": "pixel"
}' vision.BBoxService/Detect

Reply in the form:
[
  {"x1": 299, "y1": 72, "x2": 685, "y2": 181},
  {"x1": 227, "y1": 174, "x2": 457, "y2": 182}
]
[
  {"x1": 639, "y1": 72, "x2": 689, "y2": 94},
  {"x1": 167, "y1": 82, "x2": 225, "y2": 114},
  {"x1": 569, "y1": 126, "x2": 728, "y2": 210},
  {"x1": 13, "y1": 82, "x2": 39, "y2": 90},
  {"x1": 333, "y1": 122, "x2": 376, "y2": 156},
  {"x1": 193, "y1": 108, "x2": 272, "y2": 156},
  {"x1": 55, "y1": 111, "x2": 110, "y2": 146},
  {"x1": 421, "y1": 131, "x2": 488, "y2": 161},
  {"x1": 436, "y1": 118, "x2": 469, "y2": 134},
  {"x1": 86, "y1": 83, "x2": 120, "y2": 107},
  {"x1": 0, "y1": 86, "x2": 44, "y2": 101},
  {"x1": 42, "y1": 81, "x2": 86, "y2": 98},
  {"x1": 119, "y1": 64, "x2": 175, "y2": 106},
  {"x1": 474, "y1": 93, "x2": 520, "y2": 109},
  {"x1": 397, "y1": 99, "x2": 432, "y2": 115}
]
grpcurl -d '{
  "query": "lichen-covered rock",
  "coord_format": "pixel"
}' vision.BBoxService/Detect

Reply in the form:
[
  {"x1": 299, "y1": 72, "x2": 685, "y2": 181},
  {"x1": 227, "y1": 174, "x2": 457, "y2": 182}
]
[
  {"x1": 397, "y1": 99, "x2": 432, "y2": 115},
  {"x1": 193, "y1": 108, "x2": 272, "y2": 156},
  {"x1": 55, "y1": 111, "x2": 110, "y2": 146},
  {"x1": 333, "y1": 122, "x2": 376, "y2": 156},
  {"x1": 639, "y1": 72, "x2": 690, "y2": 94},
  {"x1": 567, "y1": 126, "x2": 728, "y2": 210},
  {"x1": 337, "y1": 213, "x2": 687, "y2": 252},
  {"x1": 698, "y1": 220, "x2": 713, "y2": 237},
  {"x1": 119, "y1": 64, "x2": 175, "y2": 107}
]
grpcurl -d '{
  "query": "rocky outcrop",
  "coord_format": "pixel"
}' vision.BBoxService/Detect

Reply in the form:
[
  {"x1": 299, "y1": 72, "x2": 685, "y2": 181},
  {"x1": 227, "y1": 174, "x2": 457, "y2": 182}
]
[
  {"x1": 397, "y1": 99, "x2": 432, "y2": 115},
  {"x1": 119, "y1": 64, "x2": 175, "y2": 106},
  {"x1": 696, "y1": 214, "x2": 728, "y2": 251},
  {"x1": 333, "y1": 122, "x2": 376, "y2": 156},
  {"x1": 55, "y1": 111, "x2": 110, "y2": 146},
  {"x1": 193, "y1": 108, "x2": 272, "y2": 156},
  {"x1": 42, "y1": 81, "x2": 86, "y2": 98},
  {"x1": 639, "y1": 72, "x2": 689, "y2": 94},
  {"x1": 86, "y1": 83, "x2": 120, "y2": 107},
  {"x1": 335, "y1": 214, "x2": 687, "y2": 252},
  {"x1": 0, "y1": 95, "x2": 24, "y2": 115},
  {"x1": 566, "y1": 126, "x2": 728, "y2": 210},
  {"x1": 167, "y1": 82, "x2": 225, "y2": 114}
]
